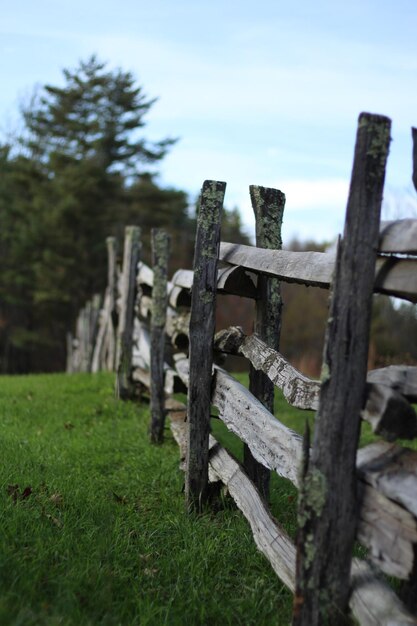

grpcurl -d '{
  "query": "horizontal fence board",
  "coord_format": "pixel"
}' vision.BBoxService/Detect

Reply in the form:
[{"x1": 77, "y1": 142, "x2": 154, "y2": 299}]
[
  {"x1": 379, "y1": 219, "x2": 417, "y2": 254},
  {"x1": 169, "y1": 402, "x2": 417, "y2": 626},
  {"x1": 215, "y1": 329, "x2": 417, "y2": 441},
  {"x1": 367, "y1": 365, "x2": 417, "y2": 402},
  {"x1": 171, "y1": 265, "x2": 258, "y2": 300},
  {"x1": 220, "y1": 242, "x2": 333, "y2": 288},
  {"x1": 357, "y1": 442, "x2": 417, "y2": 518},
  {"x1": 212, "y1": 366, "x2": 303, "y2": 486},
  {"x1": 219, "y1": 242, "x2": 417, "y2": 302}
]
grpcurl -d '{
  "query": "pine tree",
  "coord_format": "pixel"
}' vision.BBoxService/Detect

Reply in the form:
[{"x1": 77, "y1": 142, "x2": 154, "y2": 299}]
[{"x1": 0, "y1": 56, "x2": 180, "y2": 372}]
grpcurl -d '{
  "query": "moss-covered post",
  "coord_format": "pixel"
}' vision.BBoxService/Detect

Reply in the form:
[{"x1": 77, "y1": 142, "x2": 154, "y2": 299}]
[
  {"x1": 244, "y1": 185, "x2": 285, "y2": 501},
  {"x1": 106, "y1": 236, "x2": 118, "y2": 372},
  {"x1": 293, "y1": 113, "x2": 391, "y2": 626},
  {"x1": 116, "y1": 226, "x2": 141, "y2": 399},
  {"x1": 150, "y1": 229, "x2": 170, "y2": 443},
  {"x1": 186, "y1": 180, "x2": 226, "y2": 512}
]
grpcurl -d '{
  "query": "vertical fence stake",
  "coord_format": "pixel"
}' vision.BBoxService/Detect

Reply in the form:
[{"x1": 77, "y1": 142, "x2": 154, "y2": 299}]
[
  {"x1": 293, "y1": 113, "x2": 391, "y2": 626},
  {"x1": 186, "y1": 180, "x2": 226, "y2": 512},
  {"x1": 66, "y1": 332, "x2": 73, "y2": 373},
  {"x1": 150, "y1": 229, "x2": 170, "y2": 443},
  {"x1": 244, "y1": 186, "x2": 285, "y2": 501},
  {"x1": 106, "y1": 236, "x2": 118, "y2": 371},
  {"x1": 116, "y1": 226, "x2": 141, "y2": 399}
]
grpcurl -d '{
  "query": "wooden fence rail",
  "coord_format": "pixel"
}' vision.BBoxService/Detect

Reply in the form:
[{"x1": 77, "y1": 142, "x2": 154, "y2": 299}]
[{"x1": 67, "y1": 114, "x2": 417, "y2": 625}]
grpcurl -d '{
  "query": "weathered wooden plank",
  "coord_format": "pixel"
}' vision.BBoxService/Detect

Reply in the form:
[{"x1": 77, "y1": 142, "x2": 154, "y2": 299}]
[
  {"x1": 210, "y1": 439, "x2": 296, "y2": 590},
  {"x1": 137, "y1": 261, "x2": 154, "y2": 292},
  {"x1": 357, "y1": 442, "x2": 417, "y2": 518},
  {"x1": 375, "y1": 257, "x2": 417, "y2": 302},
  {"x1": 379, "y1": 220, "x2": 417, "y2": 254},
  {"x1": 186, "y1": 180, "x2": 226, "y2": 511},
  {"x1": 215, "y1": 329, "x2": 417, "y2": 440},
  {"x1": 172, "y1": 404, "x2": 296, "y2": 590},
  {"x1": 357, "y1": 481, "x2": 417, "y2": 579},
  {"x1": 212, "y1": 366, "x2": 304, "y2": 486},
  {"x1": 171, "y1": 265, "x2": 257, "y2": 300},
  {"x1": 294, "y1": 112, "x2": 391, "y2": 626},
  {"x1": 220, "y1": 242, "x2": 333, "y2": 287},
  {"x1": 245, "y1": 185, "x2": 285, "y2": 499},
  {"x1": 216, "y1": 329, "x2": 321, "y2": 410},
  {"x1": 115, "y1": 226, "x2": 141, "y2": 399},
  {"x1": 217, "y1": 264, "x2": 258, "y2": 298},
  {"x1": 219, "y1": 243, "x2": 417, "y2": 302},
  {"x1": 368, "y1": 365, "x2": 417, "y2": 401},
  {"x1": 168, "y1": 284, "x2": 192, "y2": 309},
  {"x1": 131, "y1": 367, "x2": 150, "y2": 388},
  {"x1": 349, "y1": 558, "x2": 417, "y2": 626},
  {"x1": 150, "y1": 229, "x2": 170, "y2": 443},
  {"x1": 132, "y1": 319, "x2": 151, "y2": 371},
  {"x1": 170, "y1": 404, "x2": 417, "y2": 626}
]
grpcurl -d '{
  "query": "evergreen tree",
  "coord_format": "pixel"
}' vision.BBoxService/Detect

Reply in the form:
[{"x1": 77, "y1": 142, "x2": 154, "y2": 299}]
[{"x1": 0, "y1": 57, "x2": 182, "y2": 372}]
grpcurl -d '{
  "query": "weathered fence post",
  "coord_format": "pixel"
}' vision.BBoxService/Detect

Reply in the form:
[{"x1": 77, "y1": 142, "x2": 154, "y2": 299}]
[
  {"x1": 293, "y1": 113, "x2": 391, "y2": 626},
  {"x1": 106, "y1": 236, "x2": 118, "y2": 372},
  {"x1": 186, "y1": 180, "x2": 226, "y2": 512},
  {"x1": 244, "y1": 185, "x2": 285, "y2": 501},
  {"x1": 80, "y1": 303, "x2": 90, "y2": 373},
  {"x1": 116, "y1": 226, "x2": 141, "y2": 399},
  {"x1": 66, "y1": 332, "x2": 73, "y2": 373},
  {"x1": 87, "y1": 294, "x2": 102, "y2": 372},
  {"x1": 150, "y1": 229, "x2": 170, "y2": 443}
]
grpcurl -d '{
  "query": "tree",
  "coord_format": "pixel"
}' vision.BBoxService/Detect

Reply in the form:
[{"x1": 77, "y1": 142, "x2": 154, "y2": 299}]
[
  {"x1": 0, "y1": 56, "x2": 182, "y2": 372},
  {"x1": 21, "y1": 55, "x2": 174, "y2": 174}
]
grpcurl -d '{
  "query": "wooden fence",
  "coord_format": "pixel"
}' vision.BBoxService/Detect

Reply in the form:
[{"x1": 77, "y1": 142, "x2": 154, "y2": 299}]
[{"x1": 68, "y1": 113, "x2": 417, "y2": 625}]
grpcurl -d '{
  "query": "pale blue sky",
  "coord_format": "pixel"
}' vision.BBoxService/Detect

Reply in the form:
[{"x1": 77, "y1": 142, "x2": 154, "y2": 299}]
[{"x1": 1, "y1": 0, "x2": 416, "y2": 242}]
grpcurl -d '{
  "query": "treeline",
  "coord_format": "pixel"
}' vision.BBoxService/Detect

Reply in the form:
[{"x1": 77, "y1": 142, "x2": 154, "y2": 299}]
[
  {"x1": 1, "y1": 56, "x2": 416, "y2": 374},
  {"x1": 0, "y1": 57, "x2": 248, "y2": 373}
]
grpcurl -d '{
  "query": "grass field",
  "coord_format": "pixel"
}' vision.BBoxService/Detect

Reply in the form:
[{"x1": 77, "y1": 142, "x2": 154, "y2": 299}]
[{"x1": 0, "y1": 371, "x2": 310, "y2": 626}]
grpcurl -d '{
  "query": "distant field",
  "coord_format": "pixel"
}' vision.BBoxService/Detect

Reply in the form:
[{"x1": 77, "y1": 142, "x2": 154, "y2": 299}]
[{"x1": 0, "y1": 371, "x2": 303, "y2": 626}]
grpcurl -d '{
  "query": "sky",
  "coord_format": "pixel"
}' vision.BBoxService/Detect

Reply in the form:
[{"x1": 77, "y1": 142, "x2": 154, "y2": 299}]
[{"x1": 1, "y1": 0, "x2": 417, "y2": 243}]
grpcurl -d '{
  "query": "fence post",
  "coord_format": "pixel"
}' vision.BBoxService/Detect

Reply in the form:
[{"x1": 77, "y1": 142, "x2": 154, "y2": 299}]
[
  {"x1": 293, "y1": 113, "x2": 391, "y2": 626},
  {"x1": 186, "y1": 180, "x2": 226, "y2": 512},
  {"x1": 87, "y1": 294, "x2": 102, "y2": 372},
  {"x1": 244, "y1": 186, "x2": 285, "y2": 501},
  {"x1": 66, "y1": 332, "x2": 73, "y2": 373},
  {"x1": 106, "y1": 236, "x2": 118, "y2": 371},
  {"x1": 150, "y1": 228, "x2": 170, "y2": 443},
  {"x1": 116, "y1": 226, "x2": 141, "y2": 399}
]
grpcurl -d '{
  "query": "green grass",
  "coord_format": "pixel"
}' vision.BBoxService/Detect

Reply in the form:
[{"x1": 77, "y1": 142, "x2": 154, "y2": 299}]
[
  {"x1": 0, "y1": 372, "x2": 300, "y2": 626},
  {"x1": 3, "y1": 371, "x2": 411, "y2": 624}
]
